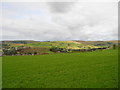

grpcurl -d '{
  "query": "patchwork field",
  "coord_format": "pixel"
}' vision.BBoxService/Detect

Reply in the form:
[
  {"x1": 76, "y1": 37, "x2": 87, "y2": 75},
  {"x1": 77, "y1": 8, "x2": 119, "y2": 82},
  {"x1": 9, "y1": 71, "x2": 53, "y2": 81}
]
[{"x1": 2, "y1": 49, "x2": 118, "y2": 88}]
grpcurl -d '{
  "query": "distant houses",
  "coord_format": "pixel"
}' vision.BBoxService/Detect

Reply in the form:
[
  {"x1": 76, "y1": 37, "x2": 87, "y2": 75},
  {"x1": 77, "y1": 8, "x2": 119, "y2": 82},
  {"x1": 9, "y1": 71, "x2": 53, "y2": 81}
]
[{"x1": 1, "y1": 40, "x2": 119, "y2": 56}]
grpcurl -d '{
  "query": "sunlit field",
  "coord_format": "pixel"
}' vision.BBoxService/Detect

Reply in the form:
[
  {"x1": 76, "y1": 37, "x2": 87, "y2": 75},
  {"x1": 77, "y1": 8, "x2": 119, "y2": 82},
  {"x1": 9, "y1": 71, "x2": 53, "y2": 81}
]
[{"x1": 2, "y1": 49, "x2": 118, "y2": 88}]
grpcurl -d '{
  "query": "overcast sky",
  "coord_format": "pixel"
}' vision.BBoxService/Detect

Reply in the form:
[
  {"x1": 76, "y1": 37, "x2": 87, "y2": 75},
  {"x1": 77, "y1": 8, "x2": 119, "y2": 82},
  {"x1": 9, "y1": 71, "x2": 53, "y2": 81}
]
[{"x1": 1, "y1": 0, "x2": 118, "y2": 41}]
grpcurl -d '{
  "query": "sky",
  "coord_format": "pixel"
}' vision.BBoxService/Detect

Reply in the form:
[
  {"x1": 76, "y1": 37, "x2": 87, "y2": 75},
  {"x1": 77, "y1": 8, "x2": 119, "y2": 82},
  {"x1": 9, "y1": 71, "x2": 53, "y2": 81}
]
[{"x1": 1, "y1": 0, "x2": 118, "y2": 41}]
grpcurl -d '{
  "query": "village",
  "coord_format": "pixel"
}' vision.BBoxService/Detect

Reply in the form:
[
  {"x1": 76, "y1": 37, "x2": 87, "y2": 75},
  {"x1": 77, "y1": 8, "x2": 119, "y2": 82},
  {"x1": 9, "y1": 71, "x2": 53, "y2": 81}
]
[{"x1": 1, "y1": 41, "x2": 118, "y2": 56}]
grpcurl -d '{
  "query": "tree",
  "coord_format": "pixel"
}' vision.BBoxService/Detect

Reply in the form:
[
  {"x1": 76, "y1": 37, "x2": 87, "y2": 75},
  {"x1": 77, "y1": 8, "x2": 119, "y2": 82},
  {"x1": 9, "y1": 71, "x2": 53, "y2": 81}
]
[
  {"x1": 50, "y1": 46, "x2": 59, "y2": 52},
  {"x1": 113, "y1": 44, "x2": 117, "y2": 49}
]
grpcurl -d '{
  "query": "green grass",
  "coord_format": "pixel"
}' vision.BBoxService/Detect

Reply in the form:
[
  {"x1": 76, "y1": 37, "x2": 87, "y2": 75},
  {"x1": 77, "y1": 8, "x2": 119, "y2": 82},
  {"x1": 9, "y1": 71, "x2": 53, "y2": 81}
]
[
  {"x1": 24, "y1": 41, "x2": 96, "y2": 49},
  {"x1": 2, "y1": 49, "x2": 118, "y2": 88},
  {"x1": 0, "y1": 57, "x2": 2, "y2": 89}
]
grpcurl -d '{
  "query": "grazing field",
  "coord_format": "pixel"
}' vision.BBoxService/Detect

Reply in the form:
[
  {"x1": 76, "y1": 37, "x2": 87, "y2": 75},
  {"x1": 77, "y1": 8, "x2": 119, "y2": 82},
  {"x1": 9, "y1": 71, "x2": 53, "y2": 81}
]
[
  {"x1": 0, "y1": 57, "x2": 2, "y2": 89},
  {"x1": 2, "y1": 49, "x2": 118, "y2": 88}
]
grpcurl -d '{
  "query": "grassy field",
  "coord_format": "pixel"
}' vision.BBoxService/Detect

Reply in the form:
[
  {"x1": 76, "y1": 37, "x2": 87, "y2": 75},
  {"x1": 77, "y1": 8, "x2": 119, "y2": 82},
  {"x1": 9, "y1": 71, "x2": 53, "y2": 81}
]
[
  {"x1": 9, "y1": 40, "x2": 101, "y2": 49},
  {"x1": 0, "y1": 57, "x2": 2, "y2": 89},
  {"x1": 2, "y1": 49, "x2": 118, "y2": 88}
]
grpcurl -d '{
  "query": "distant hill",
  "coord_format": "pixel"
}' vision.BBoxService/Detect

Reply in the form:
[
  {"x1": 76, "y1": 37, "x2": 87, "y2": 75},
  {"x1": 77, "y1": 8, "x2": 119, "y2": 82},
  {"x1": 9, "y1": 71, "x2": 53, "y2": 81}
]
[
  {"x1": 74, "y1": 40, "x2": 119, "y2": 46},
  {"x1": 2, "y1": 40, "x2": 119, "y2": 49},
  {"x1": 2, "y1": 40, "x2": 39, "y2": 44},
  {"x1": 2, "y1": 40, "x2": 119, "y2": 56}
]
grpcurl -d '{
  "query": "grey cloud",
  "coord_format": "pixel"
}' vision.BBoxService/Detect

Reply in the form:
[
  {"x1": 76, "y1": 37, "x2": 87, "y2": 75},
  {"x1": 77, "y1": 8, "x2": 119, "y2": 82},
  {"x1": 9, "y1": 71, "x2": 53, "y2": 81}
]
[
  {"x1": 47, "y1": 2, "x2": 74, "y2": 13},
  {"x1": 2, "y1": 2, "x2": 118, "y2": 41},
  {"x1": 2, "y1": 35, "x2": 21, "y2": 40}
]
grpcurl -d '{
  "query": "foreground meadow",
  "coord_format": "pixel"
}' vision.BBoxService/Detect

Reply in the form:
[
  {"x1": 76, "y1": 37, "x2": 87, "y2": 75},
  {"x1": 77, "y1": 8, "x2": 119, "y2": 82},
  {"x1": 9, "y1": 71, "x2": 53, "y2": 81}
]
[{"x1": 2, "y1": 49, "x2": 118, "y2": 88}]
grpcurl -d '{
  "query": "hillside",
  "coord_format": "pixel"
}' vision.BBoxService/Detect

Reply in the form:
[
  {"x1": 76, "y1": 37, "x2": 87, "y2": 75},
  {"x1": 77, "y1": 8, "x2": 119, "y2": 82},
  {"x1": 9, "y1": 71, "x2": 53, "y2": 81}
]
[
  {"x1": 2, "y1": 40, "x2": 119, "y2": 56},
  {"x1": 2, "y1": 40, "x2": 119, "y2": 48}
]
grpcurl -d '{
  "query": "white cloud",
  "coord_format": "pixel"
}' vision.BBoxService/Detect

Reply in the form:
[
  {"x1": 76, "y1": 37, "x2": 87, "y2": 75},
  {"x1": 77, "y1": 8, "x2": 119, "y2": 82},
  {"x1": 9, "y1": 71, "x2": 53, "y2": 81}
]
[
  {"x1": 1, "y1": 0, "x2": 119, "y2": 2},
  {"x1": 2, "y1": 2, "x2": 118, "y2": 41}
]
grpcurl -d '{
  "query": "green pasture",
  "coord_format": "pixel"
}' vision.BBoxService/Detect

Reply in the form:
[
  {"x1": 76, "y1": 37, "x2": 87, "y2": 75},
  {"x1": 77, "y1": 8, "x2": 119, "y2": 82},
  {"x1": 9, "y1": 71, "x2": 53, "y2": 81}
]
[
  {"x1": 0, "y1": 57, "x2": 2, "y2": 89},
  {"x1": 2, "y1": 49, "x2": 118, "y2": 88}
]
